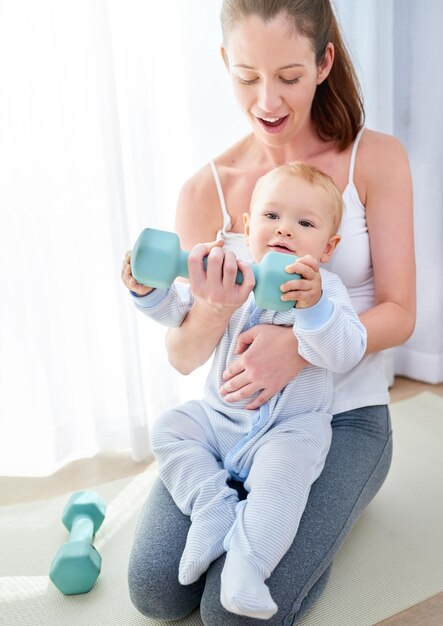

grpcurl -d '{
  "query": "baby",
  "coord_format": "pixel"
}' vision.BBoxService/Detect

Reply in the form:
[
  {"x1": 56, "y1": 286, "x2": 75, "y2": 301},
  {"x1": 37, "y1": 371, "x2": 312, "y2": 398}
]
[{"x1": 123, "y1": 162, "x2": 367, "y2": 619}]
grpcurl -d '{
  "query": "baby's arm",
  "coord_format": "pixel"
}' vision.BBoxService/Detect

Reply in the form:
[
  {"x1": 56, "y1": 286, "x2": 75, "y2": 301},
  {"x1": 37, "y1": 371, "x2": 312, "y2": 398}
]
[
  {"x1": 129, "y1": 281, "x2": 194, "y2": 328},
  {"x1": 291, "y1": 271, "x2": 367, "y2": 373},
  {"x1": 121, "y1": 249, "x2": 193, "y2": 327}
]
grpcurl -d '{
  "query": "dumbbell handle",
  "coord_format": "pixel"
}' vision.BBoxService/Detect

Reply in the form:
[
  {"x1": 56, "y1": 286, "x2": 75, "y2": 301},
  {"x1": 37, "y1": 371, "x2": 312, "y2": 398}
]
[
  {"x1": 69, "y1": 515, "x2": 95, "y2": 543},
  {"x1": 177, "y1": 249, "x2": 245, "y2": 284}
]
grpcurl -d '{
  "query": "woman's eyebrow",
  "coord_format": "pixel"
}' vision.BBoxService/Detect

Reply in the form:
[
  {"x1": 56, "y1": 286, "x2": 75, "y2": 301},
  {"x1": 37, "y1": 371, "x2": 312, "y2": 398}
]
[{"x1": 233, "y1": 63, "x2": 305, "y2": 70}]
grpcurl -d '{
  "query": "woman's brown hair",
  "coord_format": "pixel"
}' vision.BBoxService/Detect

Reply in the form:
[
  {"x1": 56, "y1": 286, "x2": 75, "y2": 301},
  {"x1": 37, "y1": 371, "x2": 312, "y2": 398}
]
[{"x1": 220, "y1": 0, "x2": 364, "y2": 150}]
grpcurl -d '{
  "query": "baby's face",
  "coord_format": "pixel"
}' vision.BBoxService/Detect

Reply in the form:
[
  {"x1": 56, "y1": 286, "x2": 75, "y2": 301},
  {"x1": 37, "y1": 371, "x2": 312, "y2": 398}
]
[{"x1": 244, "y1": 172, "x2": 340, "y2": 263}]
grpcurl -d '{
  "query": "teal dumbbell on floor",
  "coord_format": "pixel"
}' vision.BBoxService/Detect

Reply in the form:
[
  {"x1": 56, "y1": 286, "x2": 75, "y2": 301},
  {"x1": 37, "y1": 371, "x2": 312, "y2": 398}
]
[
  {"x1": 49, "y1": 491, "x2": 106, "y2": 595},
  {"x1": 131, "y1": 228, "x2": 300, "y2": 312}
]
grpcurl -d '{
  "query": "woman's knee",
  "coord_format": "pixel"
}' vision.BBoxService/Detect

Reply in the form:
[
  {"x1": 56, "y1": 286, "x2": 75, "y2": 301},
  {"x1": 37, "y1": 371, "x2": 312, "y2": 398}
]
[
  {"x1": 128, "y1": 547, "x2": 201, "y2": 620},
  {"x1": 127, "y1": 542, "x2": 166, "y2": 619},
  {"x1": 127, "y1": 477, "x2": 200, "y2": 619}
]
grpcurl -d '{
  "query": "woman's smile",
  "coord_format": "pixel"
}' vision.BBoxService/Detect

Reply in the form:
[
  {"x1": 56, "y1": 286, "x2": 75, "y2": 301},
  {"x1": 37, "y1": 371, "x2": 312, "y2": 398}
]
[{"x1": 256, "y1": 114, "x2": 290, "y2": 133}]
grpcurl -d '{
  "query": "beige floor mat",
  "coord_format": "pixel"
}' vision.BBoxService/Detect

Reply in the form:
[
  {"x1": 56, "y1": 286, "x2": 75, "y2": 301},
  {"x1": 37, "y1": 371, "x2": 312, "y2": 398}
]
[{"x1": 1, "y1": 391, "x2": 443, "y2": 626}]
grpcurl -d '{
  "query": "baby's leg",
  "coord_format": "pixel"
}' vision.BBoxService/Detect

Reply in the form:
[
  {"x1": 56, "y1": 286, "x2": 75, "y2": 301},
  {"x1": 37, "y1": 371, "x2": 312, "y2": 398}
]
[
  {"x1": 179, "y1": 475, "x2": 237, "y2": 585},
  {"x1": 151, "y1": 402, "x2": 238, "y2": 585},
  {"x1": 221, "y1": 422, "x2": 330, "y2": 619}
]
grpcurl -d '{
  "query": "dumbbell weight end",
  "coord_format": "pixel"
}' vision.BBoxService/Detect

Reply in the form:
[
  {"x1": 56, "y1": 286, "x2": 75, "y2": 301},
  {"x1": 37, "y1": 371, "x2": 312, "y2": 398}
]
[{"x1": 50, "y1": 541, "x2": 102, "y2": 595}]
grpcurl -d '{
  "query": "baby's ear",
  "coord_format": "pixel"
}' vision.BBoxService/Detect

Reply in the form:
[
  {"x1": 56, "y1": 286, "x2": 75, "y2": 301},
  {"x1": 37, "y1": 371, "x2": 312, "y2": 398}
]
[{"x1": 320, "y1": 234, "x2": 341, "y2": 263}]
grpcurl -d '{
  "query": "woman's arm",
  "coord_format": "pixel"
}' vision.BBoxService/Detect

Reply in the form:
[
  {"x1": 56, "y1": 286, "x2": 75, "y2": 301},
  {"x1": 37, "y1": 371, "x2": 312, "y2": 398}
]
[
  {"x1": 165, "y1": 167, "x2": 255, "y2": 374},
  {"x1": 165, "y1": 167, "x2": 226, "y2": 373},
  {"x1": 166, "y1": 243, "x2": 255, "y2": 373},
  {"x1": 359, "y1": 131, "x2": 416, "y2": 351}
]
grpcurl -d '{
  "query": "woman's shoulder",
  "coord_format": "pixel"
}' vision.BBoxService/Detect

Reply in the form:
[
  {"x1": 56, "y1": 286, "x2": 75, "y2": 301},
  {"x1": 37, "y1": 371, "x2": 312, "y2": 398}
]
[
  {"x1": 179, "y1": 162, "x2": 216, "y2": 203},
  {"x1": 176, "y1": 135, "x2": 254, "y2": 245},
  {"x1": 176, "y1": 164, "x2": 222, "y2": 244},
  {"x1": 355, "y1": 128, "x2": 410, "y2": 198},
  {"x1": 358, "y1": 128, "x2": 409, "y2": 175}
]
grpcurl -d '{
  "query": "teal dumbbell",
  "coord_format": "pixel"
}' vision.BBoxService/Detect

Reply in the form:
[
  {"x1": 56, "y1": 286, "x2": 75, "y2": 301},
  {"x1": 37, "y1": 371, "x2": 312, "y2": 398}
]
[
  {"x1": 131, "y1": 228, "x2": 300, "y2": 312},
  {"x1": 49, "y1": 490, "x2": 106, "y2": 595}
]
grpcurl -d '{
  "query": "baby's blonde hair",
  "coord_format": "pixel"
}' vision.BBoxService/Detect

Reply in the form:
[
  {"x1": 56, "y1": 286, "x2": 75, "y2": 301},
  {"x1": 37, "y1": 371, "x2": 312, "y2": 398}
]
[{"x1": 252, "y1": 161, "x2": 344, "y2": 233}]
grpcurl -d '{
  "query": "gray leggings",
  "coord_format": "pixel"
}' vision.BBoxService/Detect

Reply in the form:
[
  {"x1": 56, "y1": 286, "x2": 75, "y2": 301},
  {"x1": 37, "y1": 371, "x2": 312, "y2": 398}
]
[{"x1": 128, "y1": 405, "x2": 392, "y2": 625}]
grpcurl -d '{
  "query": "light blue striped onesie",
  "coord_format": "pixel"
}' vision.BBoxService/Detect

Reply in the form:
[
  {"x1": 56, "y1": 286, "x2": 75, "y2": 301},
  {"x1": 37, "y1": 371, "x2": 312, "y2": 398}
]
[{"x1": 132, "y1": 268, "x2": 366, "y2": 614}]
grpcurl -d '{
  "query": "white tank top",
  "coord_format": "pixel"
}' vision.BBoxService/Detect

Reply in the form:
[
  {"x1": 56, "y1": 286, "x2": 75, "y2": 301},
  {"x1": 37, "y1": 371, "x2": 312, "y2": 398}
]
[{"x1": 209, "y1": 129, "x2": 390, "y2": 414}]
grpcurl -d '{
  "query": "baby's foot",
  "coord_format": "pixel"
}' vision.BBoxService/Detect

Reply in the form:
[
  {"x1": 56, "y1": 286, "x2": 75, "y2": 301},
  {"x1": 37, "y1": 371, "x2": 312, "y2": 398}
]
[
  {"x1": 220, "y1": 548, "x2": 277, "y2": 619},
  {"x1": 179, "y1": 502, "x2": 236, "y2": 585}
]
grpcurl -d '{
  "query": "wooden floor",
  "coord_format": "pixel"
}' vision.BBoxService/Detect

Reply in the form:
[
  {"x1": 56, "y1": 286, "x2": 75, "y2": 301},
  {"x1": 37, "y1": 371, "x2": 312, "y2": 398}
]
[
  {"x1": 1, "y1": 375, "x2": 443, "y2": 625},
  {"x1": 389, "y1": 375, "x2": 443, "y2": 402}
]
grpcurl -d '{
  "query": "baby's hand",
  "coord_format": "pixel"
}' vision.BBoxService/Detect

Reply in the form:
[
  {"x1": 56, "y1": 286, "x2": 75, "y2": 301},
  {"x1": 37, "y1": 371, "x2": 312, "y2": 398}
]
[
  {"x1": 280, "y1": 255, "x2": 322, "y2": 309},
  {"x1": 121, "y1": 251, "x2": 154, "y2": 296}
]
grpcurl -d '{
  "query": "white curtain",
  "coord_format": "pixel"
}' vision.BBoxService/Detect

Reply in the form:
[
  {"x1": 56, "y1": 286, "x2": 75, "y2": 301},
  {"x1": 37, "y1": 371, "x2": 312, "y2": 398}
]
[
  {"x1": 2, "y1": 1, "x2": 440, "y2": 477},
  {"x1": 0, "y1": 0, "x2": 231, "y2": 476},
  {"x1": 334, "y1": 0, "x2": 443, "y2": 383}
]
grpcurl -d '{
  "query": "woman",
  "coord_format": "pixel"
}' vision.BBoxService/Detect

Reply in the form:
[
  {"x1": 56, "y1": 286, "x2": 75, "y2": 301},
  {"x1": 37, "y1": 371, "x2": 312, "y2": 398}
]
[{"x1": 126, "y1": 1, "x2": 415, "y2": 623}]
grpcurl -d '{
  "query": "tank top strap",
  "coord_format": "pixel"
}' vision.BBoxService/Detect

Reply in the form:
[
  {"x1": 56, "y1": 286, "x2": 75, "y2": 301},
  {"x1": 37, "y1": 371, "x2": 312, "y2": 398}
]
[
  {"x1": 209, "y1": 159, "x2": 231, "y2": 231},
  {"x1": 348, "y1": 127, "x2": 365, "y2": 185}
]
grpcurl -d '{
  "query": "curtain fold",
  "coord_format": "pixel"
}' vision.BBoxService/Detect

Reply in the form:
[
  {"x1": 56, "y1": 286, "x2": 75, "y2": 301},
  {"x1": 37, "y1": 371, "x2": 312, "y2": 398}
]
[
  {"x1": 334, "y1": 0, "x2": 443, "y2": 383},
  {"x1": 0, "y1": 0, "x2": 204, "y2": 476},
  {"x1": 0, "y1": 0, "x2": 139, "y2": 475}
]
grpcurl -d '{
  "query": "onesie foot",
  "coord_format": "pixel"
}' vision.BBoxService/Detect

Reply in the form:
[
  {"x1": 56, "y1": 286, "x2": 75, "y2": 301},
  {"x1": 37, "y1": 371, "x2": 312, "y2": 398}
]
[
  {"x1": 179, "y1": 499, "x2": 236, "y2": 585},
  {"x1": 220, "y1": 548, "x2": 277, "y2": 619}
]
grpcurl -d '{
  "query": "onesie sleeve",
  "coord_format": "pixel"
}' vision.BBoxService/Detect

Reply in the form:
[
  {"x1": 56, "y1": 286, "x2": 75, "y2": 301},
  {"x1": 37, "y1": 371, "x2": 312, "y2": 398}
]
[
  {"x1": 293, "y1": 270, "x2": 367, "y2": 373},
  {"x1": 130, "y1": 282, "x2": 194, "y2": 328}
]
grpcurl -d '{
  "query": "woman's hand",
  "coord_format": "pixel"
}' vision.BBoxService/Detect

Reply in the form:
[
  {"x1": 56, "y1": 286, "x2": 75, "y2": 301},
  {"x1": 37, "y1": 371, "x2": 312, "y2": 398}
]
[
  {"x1": 188, "y1": 240, "x2": 256, "y2": 316},
  {"x1": 220, "y1": 324, "x2": 309, "y2": 410},
  {"x1": 121, "y1": 251, "x2": 154, "y2": 297},
  {"x1": 165, "y1": 240, "x2": 256, "y2": 375}
]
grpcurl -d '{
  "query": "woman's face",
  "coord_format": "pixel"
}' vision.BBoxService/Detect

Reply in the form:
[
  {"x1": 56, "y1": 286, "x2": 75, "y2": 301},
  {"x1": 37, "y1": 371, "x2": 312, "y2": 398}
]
[{"x1": 222, "y1": 13, "x2": 332, "y2": 146}]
